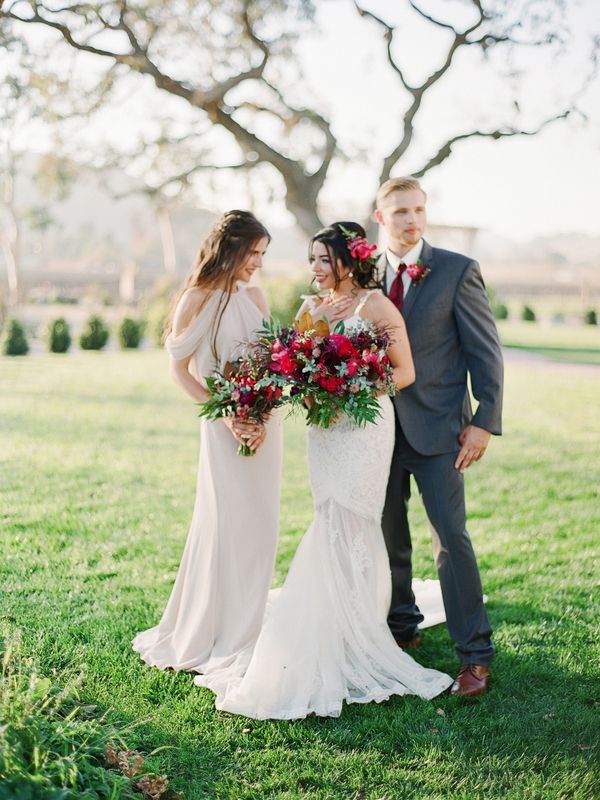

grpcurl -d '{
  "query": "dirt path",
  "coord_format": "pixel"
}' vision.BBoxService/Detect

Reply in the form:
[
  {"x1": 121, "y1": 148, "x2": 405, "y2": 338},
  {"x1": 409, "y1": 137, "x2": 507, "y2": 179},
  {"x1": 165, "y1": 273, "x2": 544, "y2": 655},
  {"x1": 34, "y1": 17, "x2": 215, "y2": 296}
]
[{"x1": 502, "y1": 346, "x2": 600, "y2": 376}]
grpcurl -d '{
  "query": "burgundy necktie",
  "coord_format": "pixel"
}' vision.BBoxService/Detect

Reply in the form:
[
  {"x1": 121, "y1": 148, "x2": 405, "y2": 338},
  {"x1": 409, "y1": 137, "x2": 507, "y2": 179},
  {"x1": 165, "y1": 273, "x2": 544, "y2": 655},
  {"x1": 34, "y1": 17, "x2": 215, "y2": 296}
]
[{"x1": 389, "y1": 263, "x2": 407, "y2": 311}]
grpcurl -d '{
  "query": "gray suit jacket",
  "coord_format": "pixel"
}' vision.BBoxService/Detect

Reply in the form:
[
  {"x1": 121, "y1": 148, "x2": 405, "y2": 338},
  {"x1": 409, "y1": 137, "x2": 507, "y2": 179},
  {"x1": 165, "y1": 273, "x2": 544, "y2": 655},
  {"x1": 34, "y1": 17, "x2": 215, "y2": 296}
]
[{"x1": 379, "y1": 240, "x2": 503, "y2": 455}]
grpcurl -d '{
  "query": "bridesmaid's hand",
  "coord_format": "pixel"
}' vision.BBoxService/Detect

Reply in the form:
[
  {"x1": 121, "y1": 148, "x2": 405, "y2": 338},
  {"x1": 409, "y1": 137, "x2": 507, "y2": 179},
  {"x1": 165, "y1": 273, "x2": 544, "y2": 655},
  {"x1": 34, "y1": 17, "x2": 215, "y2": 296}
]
[
  {"x1": 249, "y1": 425, "x2": 267, "y2": 452},
  {"x1": 222, "y1": 417, "x2": 263, "y2": 449}
]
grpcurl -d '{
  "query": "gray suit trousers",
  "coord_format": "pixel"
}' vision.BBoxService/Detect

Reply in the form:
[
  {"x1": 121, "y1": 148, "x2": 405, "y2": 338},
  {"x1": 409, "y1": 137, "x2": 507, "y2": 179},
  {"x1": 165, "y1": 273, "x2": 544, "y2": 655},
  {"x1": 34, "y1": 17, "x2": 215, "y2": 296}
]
[{"x1": 382, "y1": 416, "x2": 495, "y2": 666}]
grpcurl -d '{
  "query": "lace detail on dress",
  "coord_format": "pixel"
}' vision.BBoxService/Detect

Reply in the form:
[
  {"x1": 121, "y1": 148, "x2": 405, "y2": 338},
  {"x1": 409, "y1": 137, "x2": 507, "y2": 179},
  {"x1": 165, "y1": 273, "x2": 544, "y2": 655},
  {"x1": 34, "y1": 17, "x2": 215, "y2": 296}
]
[
  {"x1": 350, "y1": 526, "x2": 371, "y2": 574},
  {"x1": 354, "y1": 289, "x2": 379, "y2": 316},
  {"x1": 308, "y1": 397, "x2": 395, "y2": 521}
]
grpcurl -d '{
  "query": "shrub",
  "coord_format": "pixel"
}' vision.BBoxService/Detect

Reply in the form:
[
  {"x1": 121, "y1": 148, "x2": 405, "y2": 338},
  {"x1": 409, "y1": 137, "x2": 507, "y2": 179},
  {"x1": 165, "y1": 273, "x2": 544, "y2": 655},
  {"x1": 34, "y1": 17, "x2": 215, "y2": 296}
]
[
  {"x1": 521, "y1": 305, "x2": 536, "y2": 322},
  {"x1": 79, "y1": 315, "x2": 109, "y2": 350},
  {"x1": 0, "y1": 624, "x2": 169, "y2": 799},
  {"x1": 584, "y1": 309, "x2": 597, "y2": 326},
  {"x1": 493, "y1": 303, "x2": 509, "y2": 320},
  {"x1": 118, "y1": 317, "x2": 145, "y2": 349},
  {"x1": 46, "y1": 317, "x2": 72, "y2": 353},
  {"x1": 1, "y1": 318, "x2": 29, "y2": 356}
]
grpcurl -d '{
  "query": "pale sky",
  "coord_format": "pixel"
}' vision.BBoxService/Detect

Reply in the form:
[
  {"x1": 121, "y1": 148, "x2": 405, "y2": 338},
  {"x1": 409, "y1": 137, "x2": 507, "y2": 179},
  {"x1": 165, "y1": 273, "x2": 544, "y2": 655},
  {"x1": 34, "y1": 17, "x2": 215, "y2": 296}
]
[
  {"x1": 9, "y1": 0, "x2": 600, "y2": 242},
  {"x1": 300, "y1": 0, "x2": 600, "y2": 242}
]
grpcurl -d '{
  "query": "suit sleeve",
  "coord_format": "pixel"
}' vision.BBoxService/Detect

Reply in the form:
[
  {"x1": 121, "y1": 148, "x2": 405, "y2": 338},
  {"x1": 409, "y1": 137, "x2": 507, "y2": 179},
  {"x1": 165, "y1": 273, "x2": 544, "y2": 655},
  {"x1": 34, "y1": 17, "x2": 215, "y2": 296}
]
[{"x1": 454, "y1": 260, "x2": 504, "y2": 435}]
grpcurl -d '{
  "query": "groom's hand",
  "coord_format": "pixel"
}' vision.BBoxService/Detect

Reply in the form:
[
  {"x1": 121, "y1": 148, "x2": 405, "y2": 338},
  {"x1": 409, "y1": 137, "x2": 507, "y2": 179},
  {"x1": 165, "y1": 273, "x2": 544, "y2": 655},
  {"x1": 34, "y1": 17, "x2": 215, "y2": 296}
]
[{"x1": 455, "y1": 425, "x2": 491, "y2": 473}]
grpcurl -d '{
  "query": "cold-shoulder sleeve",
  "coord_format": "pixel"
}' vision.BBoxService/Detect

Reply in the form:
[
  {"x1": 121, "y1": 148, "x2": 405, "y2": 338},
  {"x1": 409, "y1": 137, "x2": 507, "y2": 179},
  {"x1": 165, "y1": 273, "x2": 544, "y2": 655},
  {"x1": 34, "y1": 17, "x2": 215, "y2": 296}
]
[{"x1": 165, "y1": 291, "x2": 216, "y2": 360}]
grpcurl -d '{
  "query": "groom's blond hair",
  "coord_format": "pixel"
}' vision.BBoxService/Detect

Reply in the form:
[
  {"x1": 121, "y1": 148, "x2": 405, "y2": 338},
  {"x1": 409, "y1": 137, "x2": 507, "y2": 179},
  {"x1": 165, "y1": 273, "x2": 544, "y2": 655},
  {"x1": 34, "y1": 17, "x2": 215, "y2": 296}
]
[{"x1": 376, "y1": 177, "x2": 427, "y2": 208}]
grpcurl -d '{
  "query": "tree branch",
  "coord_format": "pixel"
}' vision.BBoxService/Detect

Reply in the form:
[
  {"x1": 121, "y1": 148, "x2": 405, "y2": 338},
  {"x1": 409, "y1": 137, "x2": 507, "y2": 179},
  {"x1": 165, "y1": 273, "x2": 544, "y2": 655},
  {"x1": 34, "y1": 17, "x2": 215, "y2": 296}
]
[
  {"x1": 407, "y1": 0, "x2": 463, "y2": 32},
  {"x1": 109, "y1": 160, "x2": 257, "y2": 201},
  {"x1": 352, "y1": 0, "x2": 413, "y2": 91},
  {"x1": 412, "y1": 110, "x2": 573, "y2": 177}
]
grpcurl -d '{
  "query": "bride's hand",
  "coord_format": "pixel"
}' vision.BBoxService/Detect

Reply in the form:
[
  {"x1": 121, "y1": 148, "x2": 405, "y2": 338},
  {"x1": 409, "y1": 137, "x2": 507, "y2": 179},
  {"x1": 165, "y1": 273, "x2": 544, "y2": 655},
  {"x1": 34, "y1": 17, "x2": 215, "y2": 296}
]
[{"x1": 313, "y1": 295, "x2": 354, "y2": 325}]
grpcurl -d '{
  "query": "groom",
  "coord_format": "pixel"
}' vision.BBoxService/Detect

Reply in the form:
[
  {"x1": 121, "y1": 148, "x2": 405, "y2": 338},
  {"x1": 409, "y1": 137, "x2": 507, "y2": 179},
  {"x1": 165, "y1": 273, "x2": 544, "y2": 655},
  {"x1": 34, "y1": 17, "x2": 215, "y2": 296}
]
[{"x1": 374, "y1": 177, "x2": 503, "y2": 697}]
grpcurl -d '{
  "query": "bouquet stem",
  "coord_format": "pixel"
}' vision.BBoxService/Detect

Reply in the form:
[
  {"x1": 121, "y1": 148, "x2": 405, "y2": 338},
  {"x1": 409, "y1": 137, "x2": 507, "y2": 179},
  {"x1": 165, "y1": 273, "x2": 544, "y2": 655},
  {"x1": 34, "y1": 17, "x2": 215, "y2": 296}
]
[{"x1": 237, "y1": 442, "x2": 256, "y2": 457}]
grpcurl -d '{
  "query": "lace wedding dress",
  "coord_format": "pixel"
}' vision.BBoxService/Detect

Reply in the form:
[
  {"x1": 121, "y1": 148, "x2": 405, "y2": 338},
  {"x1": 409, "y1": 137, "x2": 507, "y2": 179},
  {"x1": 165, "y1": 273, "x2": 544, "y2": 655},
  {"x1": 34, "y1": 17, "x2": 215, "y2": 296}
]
[
  {"x1": 194, "y1": 303, "x2": 452, "y2": 718},
  {"x1": 132, "y1": 286, "x2": 283, "y2": 675}
]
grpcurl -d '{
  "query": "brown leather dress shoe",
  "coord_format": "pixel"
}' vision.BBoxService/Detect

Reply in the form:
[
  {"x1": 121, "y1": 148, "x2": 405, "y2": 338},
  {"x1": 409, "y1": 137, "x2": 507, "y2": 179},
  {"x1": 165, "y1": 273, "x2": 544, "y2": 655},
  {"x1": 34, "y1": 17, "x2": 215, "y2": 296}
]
[
  {"x1": 394, "y1": 633, "x2": 423, "y2": 649},
  {"x1": 450, "y1": 664, "x2": 490, "y2": 697}
]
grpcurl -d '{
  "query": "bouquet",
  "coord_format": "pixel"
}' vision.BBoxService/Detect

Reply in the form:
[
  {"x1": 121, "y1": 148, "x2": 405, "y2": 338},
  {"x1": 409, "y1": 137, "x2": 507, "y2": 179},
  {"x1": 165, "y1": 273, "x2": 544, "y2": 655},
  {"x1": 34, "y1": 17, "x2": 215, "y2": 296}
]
[
  {"x1": 198, "y1": 356, "x2": 287, "y2": 455},
  {"x1": 255, "y1": 311, "x2": 396, "y2": 428}
]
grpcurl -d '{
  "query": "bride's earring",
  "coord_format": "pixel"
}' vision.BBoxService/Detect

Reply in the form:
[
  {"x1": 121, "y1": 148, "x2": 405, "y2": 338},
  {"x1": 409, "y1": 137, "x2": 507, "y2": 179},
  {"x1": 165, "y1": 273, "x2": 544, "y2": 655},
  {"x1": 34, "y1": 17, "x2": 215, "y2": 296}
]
[{"x1": 348, "y1": 271, "x2": 354, "y2": 278}]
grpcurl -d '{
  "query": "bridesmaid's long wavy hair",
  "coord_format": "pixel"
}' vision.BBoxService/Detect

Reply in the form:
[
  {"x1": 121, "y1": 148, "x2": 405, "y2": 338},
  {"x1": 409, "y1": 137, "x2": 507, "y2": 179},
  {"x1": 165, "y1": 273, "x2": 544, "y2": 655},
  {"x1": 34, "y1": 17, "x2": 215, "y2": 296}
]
[{"x1": 164, "y1": 210, "x2": 270, "y2": 357}]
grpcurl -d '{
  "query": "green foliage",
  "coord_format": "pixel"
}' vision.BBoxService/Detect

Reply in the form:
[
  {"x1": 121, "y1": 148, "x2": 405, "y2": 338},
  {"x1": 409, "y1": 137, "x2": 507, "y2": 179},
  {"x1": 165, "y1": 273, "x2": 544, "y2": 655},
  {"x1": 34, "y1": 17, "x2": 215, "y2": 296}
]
[
  {"x1": 118, "y1": 317, "x2": 145, "y2": 349},
  {"x1": 584, "y1": 309, "x2": 597, "y2": 326},
  {"x1": 263, "y1": 276, "x2": 312, "y2": 326},
  {"x1": 1, "y1": 317, "x2": 29, "y2": 356},
  {"x1": 46, "y1": 317, "x2": 72, "y2": 353},
  {"x1": 487, "y1": 284, "x2": 509, "y2": 320},
  {"x1": 0, "y1": 625, "x2": 137, "y2": 799},
  {"x1": 521, "y1": 304, "x2": 537, "y2": 322},
  {"x1": 79, "y1": 315, "x2": 109, "y2": 351},
  {"x1": 493, "y1": 302, "x2": 509, "y2": 320}
]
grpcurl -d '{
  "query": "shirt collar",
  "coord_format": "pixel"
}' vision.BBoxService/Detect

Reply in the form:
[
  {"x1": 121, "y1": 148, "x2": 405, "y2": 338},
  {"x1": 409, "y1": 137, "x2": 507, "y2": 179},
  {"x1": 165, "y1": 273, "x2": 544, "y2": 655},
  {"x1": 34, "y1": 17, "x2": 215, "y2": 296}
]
[{"x1": 386, "y1": 239, "x2": 424, "y2": 271}]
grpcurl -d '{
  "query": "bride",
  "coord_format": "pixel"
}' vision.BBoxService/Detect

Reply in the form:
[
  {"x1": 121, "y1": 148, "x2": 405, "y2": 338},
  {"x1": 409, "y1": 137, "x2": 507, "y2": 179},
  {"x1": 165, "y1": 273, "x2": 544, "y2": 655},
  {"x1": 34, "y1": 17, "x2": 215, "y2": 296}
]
[{"x1": 194, "y1": 222, "x2": 452, "y2": 718}]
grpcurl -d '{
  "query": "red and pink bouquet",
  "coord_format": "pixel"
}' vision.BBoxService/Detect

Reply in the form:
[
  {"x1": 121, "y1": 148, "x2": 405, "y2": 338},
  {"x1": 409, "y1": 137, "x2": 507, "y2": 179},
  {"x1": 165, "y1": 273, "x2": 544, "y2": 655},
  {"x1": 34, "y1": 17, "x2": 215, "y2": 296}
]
[
  {"x1": 255, "y1": 312, "x2": 396, "y2": 428},
  {"x1": 198, "y1": 357, "x2": 286, "y2": 455}
]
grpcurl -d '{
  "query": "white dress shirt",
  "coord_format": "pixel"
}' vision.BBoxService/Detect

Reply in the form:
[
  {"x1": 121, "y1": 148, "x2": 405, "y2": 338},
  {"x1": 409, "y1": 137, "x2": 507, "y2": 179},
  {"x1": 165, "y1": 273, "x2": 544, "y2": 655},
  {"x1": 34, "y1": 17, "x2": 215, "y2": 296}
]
[{"x1": 385, "y1": 239, "x2": 424, "y2": 298}]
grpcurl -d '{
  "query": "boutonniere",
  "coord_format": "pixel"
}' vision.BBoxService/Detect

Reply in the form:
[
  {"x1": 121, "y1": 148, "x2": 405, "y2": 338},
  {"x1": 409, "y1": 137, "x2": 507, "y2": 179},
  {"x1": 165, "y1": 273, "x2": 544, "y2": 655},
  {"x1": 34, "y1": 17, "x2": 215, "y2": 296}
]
[{"x1": 406, "y1": 260, "x2": 431, "y2": 285}]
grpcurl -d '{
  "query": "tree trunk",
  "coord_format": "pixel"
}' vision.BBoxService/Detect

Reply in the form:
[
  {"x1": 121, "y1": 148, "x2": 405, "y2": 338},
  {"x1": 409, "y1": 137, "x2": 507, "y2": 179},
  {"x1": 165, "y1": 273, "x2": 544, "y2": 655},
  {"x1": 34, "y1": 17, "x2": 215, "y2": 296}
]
[{"x1": 283, "y1": 182, "x2": 323, "y2": 238}]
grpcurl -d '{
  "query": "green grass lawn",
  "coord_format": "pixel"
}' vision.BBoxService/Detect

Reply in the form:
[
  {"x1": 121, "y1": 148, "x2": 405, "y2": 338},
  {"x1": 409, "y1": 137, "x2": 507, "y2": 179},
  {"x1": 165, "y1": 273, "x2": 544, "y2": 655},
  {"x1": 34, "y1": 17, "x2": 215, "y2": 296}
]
[
  {"x1": 497, "y1": 321, "x2": 600, "y2": 365},
  {"x1": 1, "y1": 351, "x2": 599, "y2": 799}
]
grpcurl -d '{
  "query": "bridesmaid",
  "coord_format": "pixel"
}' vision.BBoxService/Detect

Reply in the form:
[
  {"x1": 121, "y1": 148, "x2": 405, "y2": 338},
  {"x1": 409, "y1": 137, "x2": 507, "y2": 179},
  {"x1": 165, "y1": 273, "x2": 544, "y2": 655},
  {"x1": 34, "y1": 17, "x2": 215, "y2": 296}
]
[{"x1": 133, "y1": 210, "x2": 283, "y2": 675}]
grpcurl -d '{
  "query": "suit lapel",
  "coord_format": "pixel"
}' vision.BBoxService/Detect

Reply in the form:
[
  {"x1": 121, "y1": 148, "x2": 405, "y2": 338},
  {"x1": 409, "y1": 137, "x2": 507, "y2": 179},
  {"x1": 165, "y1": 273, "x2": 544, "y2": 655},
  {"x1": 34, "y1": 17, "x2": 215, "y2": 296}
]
[
  {"x1": 401, "y1": 240, "x2": 434, "y2": 320},
  {"x1": 376, "y1": 252, "x2": 388, "y2": 294}
]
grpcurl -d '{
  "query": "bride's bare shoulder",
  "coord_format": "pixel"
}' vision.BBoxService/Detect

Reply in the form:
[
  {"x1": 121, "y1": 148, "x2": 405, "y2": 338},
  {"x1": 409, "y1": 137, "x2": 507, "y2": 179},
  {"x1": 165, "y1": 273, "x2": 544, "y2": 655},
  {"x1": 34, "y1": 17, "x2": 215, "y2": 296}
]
[
  {"x1": 362, "y1": 288, "x2": 405, "y2": 326},
  {"x1": 173, "y1": 287, "x2": 208, "y2": 334}
]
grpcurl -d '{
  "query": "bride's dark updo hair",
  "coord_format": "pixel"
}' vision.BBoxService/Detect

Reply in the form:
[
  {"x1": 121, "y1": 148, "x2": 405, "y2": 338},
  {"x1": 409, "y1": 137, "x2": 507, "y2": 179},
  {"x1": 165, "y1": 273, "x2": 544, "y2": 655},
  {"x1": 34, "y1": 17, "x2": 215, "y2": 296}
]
[{"x1": 309, "y1": 221, "x2": 379, "y2": 291}]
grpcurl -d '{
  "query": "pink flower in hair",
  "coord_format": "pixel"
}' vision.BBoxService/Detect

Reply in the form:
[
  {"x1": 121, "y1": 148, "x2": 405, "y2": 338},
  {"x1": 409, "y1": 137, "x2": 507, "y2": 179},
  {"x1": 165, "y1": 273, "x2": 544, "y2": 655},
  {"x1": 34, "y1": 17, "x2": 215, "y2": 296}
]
[{"x1": 348, "y1": 237, "x2": 377, "y2": 262}]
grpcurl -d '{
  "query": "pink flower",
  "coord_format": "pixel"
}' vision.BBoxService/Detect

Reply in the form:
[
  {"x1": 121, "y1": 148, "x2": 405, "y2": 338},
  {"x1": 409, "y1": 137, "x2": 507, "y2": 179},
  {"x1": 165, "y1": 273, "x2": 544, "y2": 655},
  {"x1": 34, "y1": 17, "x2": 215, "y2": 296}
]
[
  {"x1": 346, "y1": 359, "x2": 359, "y2": 377},
  {"x1": 278, "y1": 352, "x2": 297, "y2": 375},
  {"x1": 348, "y1": 237, "x2": 377, "y2": 262},
  {"x1": 406, "y1": 261, "x2": 431, "y2": 284}
]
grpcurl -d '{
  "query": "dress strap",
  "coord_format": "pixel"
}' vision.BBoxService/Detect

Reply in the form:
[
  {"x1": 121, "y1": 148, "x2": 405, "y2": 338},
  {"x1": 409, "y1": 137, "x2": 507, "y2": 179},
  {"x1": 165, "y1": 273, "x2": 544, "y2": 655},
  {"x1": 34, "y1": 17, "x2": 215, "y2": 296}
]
[{"x1": 355, "y1": 289, "x2": 378, "y2": 316}]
